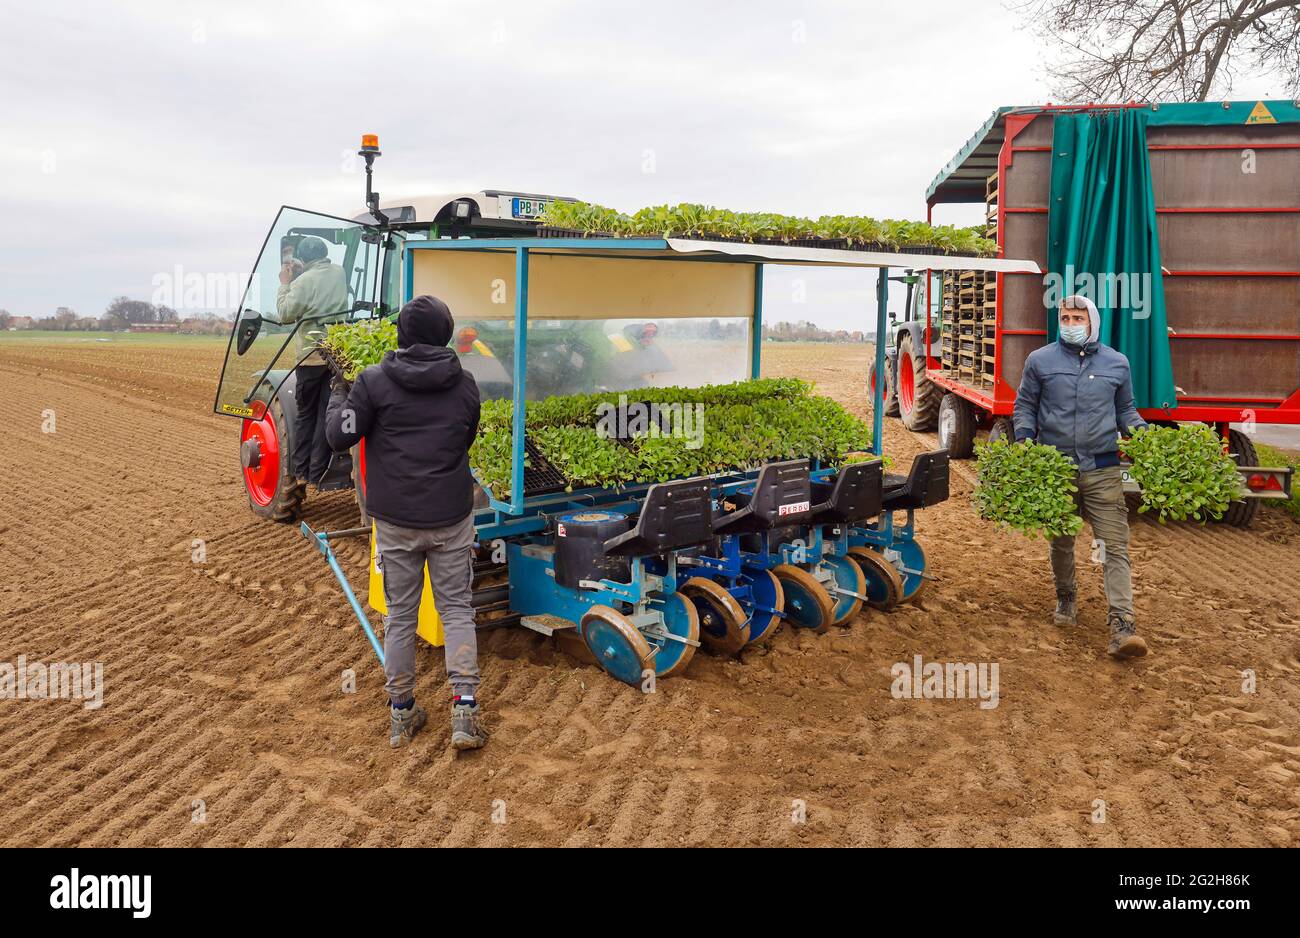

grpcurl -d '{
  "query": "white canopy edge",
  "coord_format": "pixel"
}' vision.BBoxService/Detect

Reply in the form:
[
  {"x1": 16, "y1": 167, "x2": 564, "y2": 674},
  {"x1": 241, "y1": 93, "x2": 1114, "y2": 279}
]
[{"x1": 665, "y1": 238, "x2": 1041, "y2": 274}]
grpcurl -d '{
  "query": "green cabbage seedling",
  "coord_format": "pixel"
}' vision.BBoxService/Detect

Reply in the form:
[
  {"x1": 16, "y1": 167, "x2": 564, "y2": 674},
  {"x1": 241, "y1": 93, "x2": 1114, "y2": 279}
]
[
  {"x1": 974, "y1": 438, "x2": 1084, "y2": 539},
  {"x1": 1120, "y1": 425, "x2": 1242, "y2": 523}
]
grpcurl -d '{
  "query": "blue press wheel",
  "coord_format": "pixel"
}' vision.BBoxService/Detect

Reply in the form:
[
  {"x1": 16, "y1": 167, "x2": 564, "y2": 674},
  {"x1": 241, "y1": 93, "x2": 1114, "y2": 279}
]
[
  {"x1": 822, "y1": 555, "x2": 866, "y2": 627},
  {"x1": 896, "y1": 538, "x2": 928, "y2": 603},
  {"x1": 581, "y1": 605, "x2": 654, "y2": 687},
  {"x1": 744, "y1": 569, "x2": 784, "y2": 645},
  {"x1": 846, "y1": 546, "x2": 903, "y2": 611},
  {"x1": 652, "y1": 593, "x2": 699, "y2": 678},
  {"x1": 680, "y1": 577, "x2": 749, "y2": 655},
  {"x1": 771, "y1": 564, "x2": 834, "y2": 633}
]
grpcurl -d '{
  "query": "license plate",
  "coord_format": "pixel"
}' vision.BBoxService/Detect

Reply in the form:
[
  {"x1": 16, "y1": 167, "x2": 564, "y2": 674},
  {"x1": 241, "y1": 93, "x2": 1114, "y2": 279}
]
[{"x1": 512, "y1": 197, "x2": 549, "y2": 219}]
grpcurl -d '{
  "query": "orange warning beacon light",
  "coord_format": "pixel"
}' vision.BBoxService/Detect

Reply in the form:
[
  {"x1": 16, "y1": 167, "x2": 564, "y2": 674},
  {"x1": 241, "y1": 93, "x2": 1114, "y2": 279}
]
[
  {"x1": 358, "y1": 134, "x2": 385, "y2": 224},
  {"x1": 360, "y1": 133, "x2": 380, "y2": 152}
]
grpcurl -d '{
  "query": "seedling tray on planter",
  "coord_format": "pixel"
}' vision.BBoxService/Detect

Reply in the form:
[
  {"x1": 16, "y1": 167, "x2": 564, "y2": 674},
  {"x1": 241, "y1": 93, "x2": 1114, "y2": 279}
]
[{"x1": 522, "y1": 437, "x2": 570, "y2": 496}]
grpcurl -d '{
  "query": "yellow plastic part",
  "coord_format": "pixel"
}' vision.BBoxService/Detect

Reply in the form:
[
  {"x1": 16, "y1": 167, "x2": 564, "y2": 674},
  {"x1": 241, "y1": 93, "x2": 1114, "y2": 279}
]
[{"x1": 368, "y1": 524, "x2": 444, "y2": 647}]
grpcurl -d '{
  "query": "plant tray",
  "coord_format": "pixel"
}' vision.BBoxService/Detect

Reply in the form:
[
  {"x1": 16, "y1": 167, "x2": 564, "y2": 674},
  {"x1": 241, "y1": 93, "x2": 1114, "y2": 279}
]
[{"x1": 522, "y1": 437, "x2": 570, "y2": 496}]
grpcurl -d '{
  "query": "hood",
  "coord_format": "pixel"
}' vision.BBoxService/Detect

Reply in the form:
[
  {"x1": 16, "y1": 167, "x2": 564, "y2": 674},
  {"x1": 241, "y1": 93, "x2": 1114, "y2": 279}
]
[
  {"x1": 1060, "y1": 294, "x2": 1101, "y2": 347},
  {"x1": 397, "y1": 295, "x2": 454, "y2": 348},
  {"x1": 380, "y1": 344, "x2": 464, "y2": 392}
]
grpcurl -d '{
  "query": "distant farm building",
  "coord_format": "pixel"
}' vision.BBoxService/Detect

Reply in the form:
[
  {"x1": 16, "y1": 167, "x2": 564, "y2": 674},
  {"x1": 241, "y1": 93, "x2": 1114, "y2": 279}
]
[{"x1": 129, "y1": 323, "x2": 180, "y2": 333}]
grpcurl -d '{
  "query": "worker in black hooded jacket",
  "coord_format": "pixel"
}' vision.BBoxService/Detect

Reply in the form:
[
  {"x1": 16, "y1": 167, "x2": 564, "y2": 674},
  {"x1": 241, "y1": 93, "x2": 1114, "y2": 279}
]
[{"x1": 325, "y1": 295, "x2": 487, "y2": 751}]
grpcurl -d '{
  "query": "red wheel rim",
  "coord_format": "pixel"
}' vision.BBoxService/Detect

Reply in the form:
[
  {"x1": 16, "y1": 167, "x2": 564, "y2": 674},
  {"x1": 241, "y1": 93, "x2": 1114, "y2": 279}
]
[
  {"x1": 899, "y1": 353, "x2": 915, "y2": 414},
  {"x1": 240, "y1": 412, "x2": 280, "y2": 507}
]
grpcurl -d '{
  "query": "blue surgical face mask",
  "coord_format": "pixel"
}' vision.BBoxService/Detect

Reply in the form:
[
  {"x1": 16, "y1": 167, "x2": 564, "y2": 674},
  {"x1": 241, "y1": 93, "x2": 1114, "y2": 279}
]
[{"x1": 1060, "y1": 323, "x2": 1090, "y2": 345}]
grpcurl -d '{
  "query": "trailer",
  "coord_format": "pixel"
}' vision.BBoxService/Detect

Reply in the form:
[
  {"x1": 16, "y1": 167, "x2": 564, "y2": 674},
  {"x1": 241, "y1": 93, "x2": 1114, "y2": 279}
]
[
  {"x1": 874, "y1": 101, "x2": 1298, "y2": 526},
  {"x1": 213, "y1": 138, "x2": 1038, "y2": 686}
]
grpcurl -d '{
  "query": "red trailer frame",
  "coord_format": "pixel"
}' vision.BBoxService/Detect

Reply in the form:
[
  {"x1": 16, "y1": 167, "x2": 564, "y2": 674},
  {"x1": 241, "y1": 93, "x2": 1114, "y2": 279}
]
[{"x1": 923, "y1": 103, "x2": 1300, "y2": 432}]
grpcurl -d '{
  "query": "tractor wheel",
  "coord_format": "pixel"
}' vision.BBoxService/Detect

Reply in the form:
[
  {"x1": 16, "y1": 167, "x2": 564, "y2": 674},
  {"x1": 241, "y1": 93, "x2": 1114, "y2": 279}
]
[
  {"x1": 868, "y1": 359, "x2": 900, "y2": 418},
  {"x1": 897, "y1": 332, "x2": 940, "y2": 431},
  {"x1": 240, "y1": 398, "x2": 304, "y2": 523},
  {"x1": 987, "y1": 416, "x2": 1016, "y2": 445},
  {"x1": 352, "y1": 440, "x2": 370, "y2": 527},
  {"x1": 1218, "y1": 428, "x2": 1259, "y2": 528},
  {"x1": 937, "y1": 392, "x2": 977, "y2": 458}
]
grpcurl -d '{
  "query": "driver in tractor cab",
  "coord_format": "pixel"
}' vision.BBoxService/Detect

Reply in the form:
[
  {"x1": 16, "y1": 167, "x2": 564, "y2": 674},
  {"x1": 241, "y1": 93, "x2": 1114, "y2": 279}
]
[
  {"x1": 324, "y1": 295, "x2": 486, "y2": 752},
  {"x1": 1013, "y1": 294, "x2": 1149, "y2": 661},
  {"x1": 276, "y1": 235, "x2": 348, "y2": 492}
]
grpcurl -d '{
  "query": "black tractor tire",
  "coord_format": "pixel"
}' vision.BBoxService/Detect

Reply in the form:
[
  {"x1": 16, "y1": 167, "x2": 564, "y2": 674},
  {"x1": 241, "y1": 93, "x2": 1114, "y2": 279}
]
[
  {"x1": 897, "y1": 331, "x2": 941, "y2": 432},
  {"x1": 868, "y1": 359, "x2": 900, "y2": 418},
  {"x1": 1218, "y1": 428, "x2": 1259, "y2": 528},
  {"x1": 242, "y1": 397, "x2": 305, "y2": 523},
  {"x1": 937, "y1": 393, "x2": 977, "y2": 458},
  {"x1": 987, "y1": 416, "x2": 1016, "y2": 445}
]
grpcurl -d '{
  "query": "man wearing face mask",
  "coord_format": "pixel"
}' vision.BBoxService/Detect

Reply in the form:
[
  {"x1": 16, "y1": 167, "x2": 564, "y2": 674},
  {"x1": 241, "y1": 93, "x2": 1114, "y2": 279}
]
[{"x1": 1013, "y1": 294, "x2": 1149, "y2": 659}]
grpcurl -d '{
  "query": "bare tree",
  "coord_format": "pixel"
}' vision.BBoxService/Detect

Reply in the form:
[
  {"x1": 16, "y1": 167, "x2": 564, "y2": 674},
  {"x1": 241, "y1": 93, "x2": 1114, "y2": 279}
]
[{"x1": 1017, "y1": 0, "x2": 1300, "y2": 102}]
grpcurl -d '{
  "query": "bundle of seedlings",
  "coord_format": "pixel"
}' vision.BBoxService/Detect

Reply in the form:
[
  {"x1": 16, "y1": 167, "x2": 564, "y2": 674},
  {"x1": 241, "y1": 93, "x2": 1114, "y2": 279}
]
[
  {"x1": 536, "y1": 201, "x2": 999, "y2": 257},
  {"x1": 317, "y1": 318, "x2": 398, "y2": 383},
  {"x1": 974, "y1": 438, "x2": 1085, "y2": 539},
  {"x1": 1120, "y1": 424, "x2": 1242, "y2": 523}
]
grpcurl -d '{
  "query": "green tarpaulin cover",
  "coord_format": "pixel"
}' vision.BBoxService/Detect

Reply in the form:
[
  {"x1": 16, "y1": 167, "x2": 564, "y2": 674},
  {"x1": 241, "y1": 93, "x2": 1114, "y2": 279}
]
[{"x1": 1048, "y1": 108, "x2": 1179, "y2": 409}]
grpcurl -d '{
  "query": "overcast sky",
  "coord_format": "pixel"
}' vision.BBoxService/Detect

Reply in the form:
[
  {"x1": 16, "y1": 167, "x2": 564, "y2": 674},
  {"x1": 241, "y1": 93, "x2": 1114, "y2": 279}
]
[{"x1": 0, "y1": 0, "x2": 1285, "y2": 329}]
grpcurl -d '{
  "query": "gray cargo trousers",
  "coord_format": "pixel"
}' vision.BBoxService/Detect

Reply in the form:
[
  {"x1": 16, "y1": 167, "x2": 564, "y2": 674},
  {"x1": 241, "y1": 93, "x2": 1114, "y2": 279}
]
[
  {"x1": 1048, "y1": 465, "x2": 1135, "y2": 620},
  {"x1": 374, "y1": 514, "x2": 479, "y2": 704}
]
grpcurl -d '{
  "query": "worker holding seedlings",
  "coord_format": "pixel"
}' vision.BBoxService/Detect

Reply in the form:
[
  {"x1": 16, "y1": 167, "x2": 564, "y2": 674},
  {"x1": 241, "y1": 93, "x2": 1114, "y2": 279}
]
[
  {"x1": 324, "y1": 295, "x2": 487, "y2": 750},
  {"x1": 1013, "y1": 294, "x2": 1149, "y2": 659},
  {"x1": 276, "y1": 235, "x2": 348, "y2": 490}
]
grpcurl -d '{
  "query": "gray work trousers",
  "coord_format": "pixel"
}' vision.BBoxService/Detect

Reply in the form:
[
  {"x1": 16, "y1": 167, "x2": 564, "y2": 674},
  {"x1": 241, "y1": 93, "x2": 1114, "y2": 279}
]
[
  {"x1": 1048, "y1": 465, "x2": 1135, "y2": 620},
  {"x1": 374, "y1": 514, "x2": 478, "y2": 704}
]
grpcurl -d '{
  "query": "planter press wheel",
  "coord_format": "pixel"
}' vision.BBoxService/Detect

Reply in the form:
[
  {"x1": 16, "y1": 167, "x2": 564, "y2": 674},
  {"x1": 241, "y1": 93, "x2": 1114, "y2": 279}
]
[
  {"x1": 239, "y1": 398, "x2": 304, "y2": 523},
  {"x1": 846, "y1": 546, "x2": 903, "y2": 611},
  {"x1": 771, "y1": 564, "x2": 834, "y2": 633},
  {"x1": 822, "y1": 554, "x2": 866, "y2": 627},
  {"x1": 680, "y1": 577, "x2": 749, "y2": 655},
  {"x1": 895, "y1": 538, "x2": 929, "y2": 603},
  {"x1": 744, "y1": 568, "x2": 785, "y2": 645},
  {"x1": 581, "y1": 605, "x2": 654, "y2": 687},
  {"x1": 650, "y1": 593, "x2": 700, "y2": 678}
]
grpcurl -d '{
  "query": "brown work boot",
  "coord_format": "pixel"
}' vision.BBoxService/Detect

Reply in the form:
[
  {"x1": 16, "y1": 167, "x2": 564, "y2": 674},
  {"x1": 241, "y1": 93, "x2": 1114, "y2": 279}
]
[
  {"x1": 389, "y1": 702, "x2": 428, "y2": 748},
  {"x1": 1106, "y1": 614, "x2": 1148, "y2": 659}
]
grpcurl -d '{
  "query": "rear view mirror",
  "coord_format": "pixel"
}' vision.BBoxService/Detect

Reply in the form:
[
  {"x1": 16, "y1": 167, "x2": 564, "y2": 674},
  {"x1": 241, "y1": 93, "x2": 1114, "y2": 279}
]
[{"x1": 236, "y1": 313, "x2": 262, "y2": 355}]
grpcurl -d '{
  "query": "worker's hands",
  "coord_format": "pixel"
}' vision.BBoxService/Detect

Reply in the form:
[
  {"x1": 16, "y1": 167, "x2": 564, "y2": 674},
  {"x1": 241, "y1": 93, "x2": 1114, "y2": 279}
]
[{"x1": 279, "y1": 259, "x2": 303, "y2": 285}]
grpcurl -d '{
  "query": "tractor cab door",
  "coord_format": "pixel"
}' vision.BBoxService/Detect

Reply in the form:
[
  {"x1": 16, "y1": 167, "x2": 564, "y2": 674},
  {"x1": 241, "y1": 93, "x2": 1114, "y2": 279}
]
[{"x1": 214, "y1": 206, "x2": 391, "y2": 419}]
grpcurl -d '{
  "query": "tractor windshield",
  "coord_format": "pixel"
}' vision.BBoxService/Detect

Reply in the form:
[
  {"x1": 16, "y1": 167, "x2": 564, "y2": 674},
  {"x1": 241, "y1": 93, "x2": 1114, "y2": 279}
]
[{"x1": 214, "y1": 206, "x2": 384, "y2": 418}]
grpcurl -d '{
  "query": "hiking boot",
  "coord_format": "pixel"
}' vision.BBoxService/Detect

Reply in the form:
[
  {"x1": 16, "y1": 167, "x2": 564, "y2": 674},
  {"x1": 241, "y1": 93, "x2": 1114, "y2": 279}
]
[
  {"x1": 450, "y1": 700, "x2": 489, "y2": 751},
  {"x1": 1106, "y1": 614, "x2": 1149, "y2": 659},
  {"x1": 389, "y1": 703, "x2": 428, "y2": 749},
  {"x1": 1053, "y1": 592, "x2": 1077, "y2": 626}
]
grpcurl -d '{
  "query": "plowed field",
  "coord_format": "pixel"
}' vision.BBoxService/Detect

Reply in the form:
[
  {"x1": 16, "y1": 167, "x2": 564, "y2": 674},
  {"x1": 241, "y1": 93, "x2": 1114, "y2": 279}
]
[{"x1": 1, "y1": 335, "x2": 1296, "y2": 847}]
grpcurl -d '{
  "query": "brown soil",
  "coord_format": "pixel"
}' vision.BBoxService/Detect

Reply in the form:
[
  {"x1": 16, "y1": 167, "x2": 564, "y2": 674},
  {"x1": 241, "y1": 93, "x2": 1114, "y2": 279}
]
[{"x1": 1, "y1": 337, "x2": 1297, "y2": 847}]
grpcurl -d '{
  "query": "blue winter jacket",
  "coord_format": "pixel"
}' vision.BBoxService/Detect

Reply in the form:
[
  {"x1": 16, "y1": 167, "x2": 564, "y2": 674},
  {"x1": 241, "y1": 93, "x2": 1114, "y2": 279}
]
[{"x1": 1012, "y1": 337, "x2": 1147, "y2": 472}]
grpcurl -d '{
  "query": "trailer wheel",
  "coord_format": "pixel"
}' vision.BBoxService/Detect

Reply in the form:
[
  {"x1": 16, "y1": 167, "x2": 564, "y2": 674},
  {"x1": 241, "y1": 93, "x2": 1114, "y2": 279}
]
[
  {"x1": 987, "y1": 417, "x2": 1015, "y2": 445},
  {"x1": 896, "y1": 332, "x2": 940, "y2": 431},
  {"x1": 937, "y1": 393, "x2": 977, "y2": 458},
  {"x1": 868, "y1": 360, "x2": 900, "y2": 418},
  {"x1": 1218, "y1": 429, "x2": 1259, "y2": 528},
  {"x1": 239, "y1": 399, "x2": 304, "y2": 523}
]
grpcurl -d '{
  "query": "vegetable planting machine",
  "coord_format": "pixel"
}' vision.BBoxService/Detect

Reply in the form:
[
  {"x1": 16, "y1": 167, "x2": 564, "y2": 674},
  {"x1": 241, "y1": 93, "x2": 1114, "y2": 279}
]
[{"x1": 214, "y1": 137, "x2": 1038, "y2": 687}]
